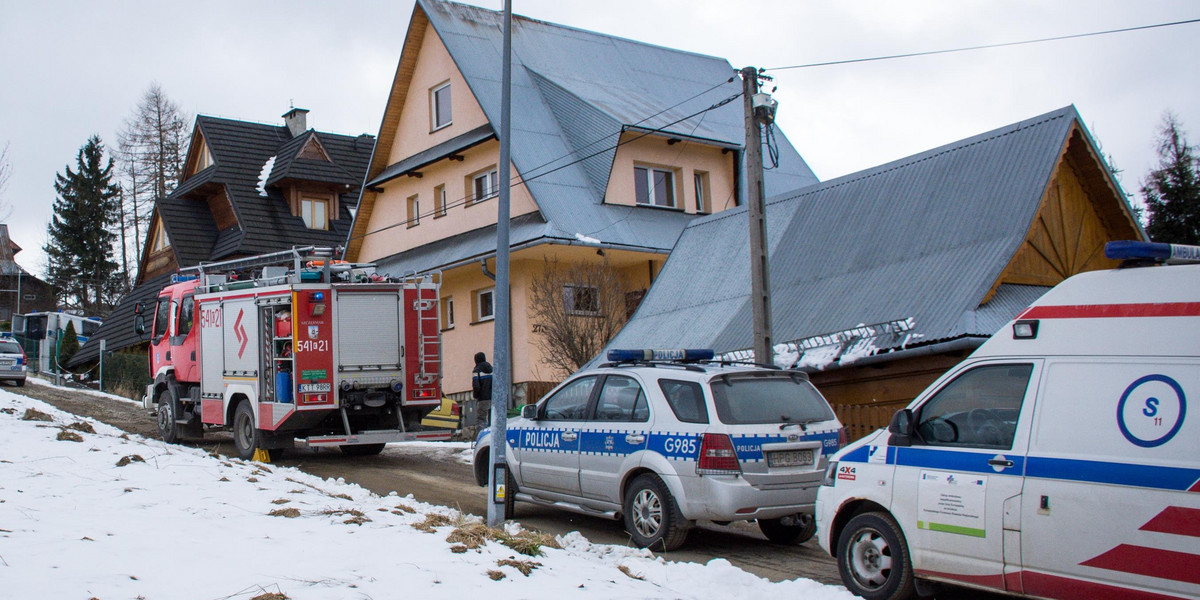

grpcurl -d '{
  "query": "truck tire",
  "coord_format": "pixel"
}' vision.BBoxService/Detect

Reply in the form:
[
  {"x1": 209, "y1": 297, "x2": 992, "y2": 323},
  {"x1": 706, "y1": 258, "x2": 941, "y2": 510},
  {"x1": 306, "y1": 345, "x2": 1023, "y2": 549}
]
[
  {"x1": 624, "y1": 473, "x2": 689, "y2": 551},
  {"x1": 836, "y1": 511, "x2": 916, "y2": 600},
  {"x1": 156, "y1": 388, "x2": 181, "y2": 444},
  {"x1": 232, "y1": 401, "x2": 259, "y2": 460},
  {"x1": 759, "y1": 513, "x2": 817, "y2": 545},
  {"x1": 340, "y1": 443, "x2": 386, "y2": 456}
]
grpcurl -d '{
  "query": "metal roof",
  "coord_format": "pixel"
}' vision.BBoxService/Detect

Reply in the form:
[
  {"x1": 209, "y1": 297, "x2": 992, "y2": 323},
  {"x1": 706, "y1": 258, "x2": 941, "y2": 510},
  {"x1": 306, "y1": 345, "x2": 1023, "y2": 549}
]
[
  {"x1": 605, "y1": 106, "x2": 1106, "y2": 366},
  {"x1": 367, "y1": 124, "x2": 495, "y2": 187},
  {"x1": 363, "y1": 0, "x2": 819, "y2": 271}
]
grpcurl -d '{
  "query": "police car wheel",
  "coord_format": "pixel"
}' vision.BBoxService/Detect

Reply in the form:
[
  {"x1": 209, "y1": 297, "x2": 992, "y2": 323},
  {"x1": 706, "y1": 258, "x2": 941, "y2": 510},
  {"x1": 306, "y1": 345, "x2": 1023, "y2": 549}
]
[
  {"x1": 232, "y1": 401, "x2": 258, "y2": 461},
  {"x1": 156, "y1": 389, "x2": 180, "y2": 444},
  {"x1": 759, "y1": 513, "x2": 817, "y2": 545},
  {"x1": 624, "y1": 473, "x2": 688, "y2": 552},
  {"x1": 837, "y1": 512, "x2": 915, "y2": 600}
]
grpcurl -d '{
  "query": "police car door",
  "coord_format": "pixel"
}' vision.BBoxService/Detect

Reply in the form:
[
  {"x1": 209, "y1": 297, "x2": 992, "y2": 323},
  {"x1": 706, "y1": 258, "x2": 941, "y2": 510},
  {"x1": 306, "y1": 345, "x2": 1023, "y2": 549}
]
[
  {"x1": 516, "y1": 375, "x2": 597, "y2": 497},
  {"x1": 892, "y1": 360, "x2": 1041, "y2": 593},
  {"x1": 579, "y1": 374, "x2": 651, "y2": 505}
]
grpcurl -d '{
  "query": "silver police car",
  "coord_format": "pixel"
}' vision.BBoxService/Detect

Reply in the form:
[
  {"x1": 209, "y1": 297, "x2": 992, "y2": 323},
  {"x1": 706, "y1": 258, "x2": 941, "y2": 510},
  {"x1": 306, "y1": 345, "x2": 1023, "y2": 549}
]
[
  {"x1": 473, "y1": 349, "x2": 844, "y2": 551},
  {"x1": 0, "y1": 338, "x2": 28, "y2": 386}
]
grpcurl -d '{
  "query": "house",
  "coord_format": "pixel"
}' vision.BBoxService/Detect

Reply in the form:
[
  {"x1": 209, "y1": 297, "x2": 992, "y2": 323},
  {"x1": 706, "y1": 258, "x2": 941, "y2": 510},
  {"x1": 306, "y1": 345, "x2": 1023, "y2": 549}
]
[
  {"x1": 70, "y1": 110, "x2": 374, "y2": 368},
  {"x1": 344, "y1": 0, "x2": 818, "y2": 403},
  {"x1": 604, "y1": 106, "x2": 1145, "y2": 438},
  {"x1": 0, "y1": 224, "x2": 56, "y2": 323}
]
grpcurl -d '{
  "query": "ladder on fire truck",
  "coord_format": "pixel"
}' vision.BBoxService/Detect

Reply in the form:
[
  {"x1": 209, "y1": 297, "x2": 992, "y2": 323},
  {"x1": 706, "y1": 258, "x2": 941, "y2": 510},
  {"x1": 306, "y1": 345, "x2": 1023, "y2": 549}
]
[{"x1": 409, "y1": 270, "x2": 442, "y2": 389}]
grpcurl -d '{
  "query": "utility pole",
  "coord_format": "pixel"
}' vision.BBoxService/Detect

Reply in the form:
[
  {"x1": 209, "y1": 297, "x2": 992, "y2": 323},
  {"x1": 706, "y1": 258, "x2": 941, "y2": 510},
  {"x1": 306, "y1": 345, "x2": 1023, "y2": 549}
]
[
  {"x1": 741, "y1": 66, "x2": 775, "y2": 365},
  {"x1": 487, "y1": 0, "x2": 514, "y2": 528}
]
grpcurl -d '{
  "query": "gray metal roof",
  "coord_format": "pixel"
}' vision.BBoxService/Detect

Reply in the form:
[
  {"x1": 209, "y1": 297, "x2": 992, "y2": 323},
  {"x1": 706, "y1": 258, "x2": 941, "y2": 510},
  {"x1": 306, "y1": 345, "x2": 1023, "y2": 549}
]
[
  {"x1": 606, "y1": 106, "x2": 1101, "y2": 366},
  {"x1": 366, "y1": 0, "x2": 819, "y2": 271},
  {"x1": 367, "y1": 124, "x2": 495, "y2": 187}
]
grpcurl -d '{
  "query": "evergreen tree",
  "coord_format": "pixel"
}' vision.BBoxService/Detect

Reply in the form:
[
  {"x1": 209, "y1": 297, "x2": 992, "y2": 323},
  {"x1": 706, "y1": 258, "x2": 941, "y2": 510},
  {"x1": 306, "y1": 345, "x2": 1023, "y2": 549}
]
[
  {"x1": 1142, "y1": 114, "x2": 1200, "y2": 244},
  {"x1": 58, "y1": 320, "x2": 80, "y2": 367},
  {"x1": 116, "y1": 83, "x2": 190, "y2": 285},
  {"x1": 44, "y1": 136, "x2": 121, "y2": 314}
]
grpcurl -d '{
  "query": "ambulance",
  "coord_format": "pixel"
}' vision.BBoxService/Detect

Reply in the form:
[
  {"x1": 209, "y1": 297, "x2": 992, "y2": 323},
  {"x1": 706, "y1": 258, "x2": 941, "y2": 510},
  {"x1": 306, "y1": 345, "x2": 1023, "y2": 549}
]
[{"x1": 815, "y1": 241, "x2": 1200, "y2": 600}]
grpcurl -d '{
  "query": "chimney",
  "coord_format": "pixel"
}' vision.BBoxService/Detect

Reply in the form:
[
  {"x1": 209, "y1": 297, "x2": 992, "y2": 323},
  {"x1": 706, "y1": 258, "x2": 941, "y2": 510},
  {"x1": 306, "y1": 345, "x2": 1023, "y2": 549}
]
[{"x1": 282, "y1": 107, "x2": 310, "y2": 137}]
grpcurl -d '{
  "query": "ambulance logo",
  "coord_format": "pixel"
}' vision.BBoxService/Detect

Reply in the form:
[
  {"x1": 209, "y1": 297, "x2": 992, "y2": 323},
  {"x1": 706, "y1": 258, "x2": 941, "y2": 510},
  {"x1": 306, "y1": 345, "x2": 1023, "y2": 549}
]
[
  {"x1": 1117, "y1": 374, "x2": 1186, "y2": 448},
  {"x1": 233, "y1": 309, "x2": 248, "y2": 358}
]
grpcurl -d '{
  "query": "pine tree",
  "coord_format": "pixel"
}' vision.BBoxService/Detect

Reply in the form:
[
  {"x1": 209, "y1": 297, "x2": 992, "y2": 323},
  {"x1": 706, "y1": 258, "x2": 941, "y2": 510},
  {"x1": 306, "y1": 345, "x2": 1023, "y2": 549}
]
[
  {"x1": 1142, "y1": 114, "x2": 1200, "y2": 244},
  {"x1": 116, "y1": 83, "x2": 190, "y2": 284},
  {"x1": 58, "y1": 320, "x2": 80, "y2": 367},
  {"x1": 44, "y1": 136, "x2": 122, "y2": 314}
]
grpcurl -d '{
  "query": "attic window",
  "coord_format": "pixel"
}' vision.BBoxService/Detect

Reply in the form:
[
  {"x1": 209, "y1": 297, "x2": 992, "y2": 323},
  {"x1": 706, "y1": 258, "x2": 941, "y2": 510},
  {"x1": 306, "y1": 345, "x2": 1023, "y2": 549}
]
[
  {"x1": 635, "y1": 166, "x2": 677, "y2": 208},
  {"x1": 431, "y1": 82, "x2": 452, "y2": 131},
  {"x1": 194, "y1": 142, "x2": 213, "y2": 174},
  {"x1": 301, "y1": 196, "x2": 329, "y2": 230},
  {"x1": 151, "y1": 219, "x2": 170, "y2": 252}
]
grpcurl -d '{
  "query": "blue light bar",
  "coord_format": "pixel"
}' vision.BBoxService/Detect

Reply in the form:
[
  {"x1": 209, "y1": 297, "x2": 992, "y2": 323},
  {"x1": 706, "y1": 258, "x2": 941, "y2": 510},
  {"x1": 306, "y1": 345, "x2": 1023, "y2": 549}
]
[
  {"x1": 170, "y1": 274, "x2": 199, "y2": 284},
  {"x1": 1106, "y1": 241, "x2": 1200, "y2": 263},
  {"x1": 607, "y1": 348, "x2": 715, "y2": 362}
]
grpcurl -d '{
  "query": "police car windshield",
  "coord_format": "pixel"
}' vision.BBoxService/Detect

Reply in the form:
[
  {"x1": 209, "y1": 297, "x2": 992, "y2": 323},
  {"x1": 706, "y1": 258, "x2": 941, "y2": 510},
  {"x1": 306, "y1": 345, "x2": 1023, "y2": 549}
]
[{"x1": 709, "y1": 375, "x2": 834, "y2": 425}]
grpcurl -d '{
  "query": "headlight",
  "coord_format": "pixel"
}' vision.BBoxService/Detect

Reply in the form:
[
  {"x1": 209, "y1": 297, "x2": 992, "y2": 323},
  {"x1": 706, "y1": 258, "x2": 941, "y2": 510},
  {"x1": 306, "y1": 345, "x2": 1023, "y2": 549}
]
[{"x1": 820, "y1": 460, "x2": 838, "y2": 487}]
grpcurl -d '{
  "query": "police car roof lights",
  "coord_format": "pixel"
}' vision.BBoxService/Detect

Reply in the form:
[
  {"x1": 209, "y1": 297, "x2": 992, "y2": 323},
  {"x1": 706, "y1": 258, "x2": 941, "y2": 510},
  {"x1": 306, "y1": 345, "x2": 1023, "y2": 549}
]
[
  {"x1": 607, "y1": 348, "x2": 715, "y2": 363},
  {"x1": 1105, "y1": 240, "x2": 1200, "y2": 264}
]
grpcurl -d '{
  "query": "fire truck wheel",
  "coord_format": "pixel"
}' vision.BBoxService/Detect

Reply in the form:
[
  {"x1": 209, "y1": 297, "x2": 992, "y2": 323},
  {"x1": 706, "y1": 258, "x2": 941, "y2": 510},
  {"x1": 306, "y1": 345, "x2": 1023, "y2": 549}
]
[
  {"x1": 339, "y1": 443, "x2": 386, "y2": 456},
  {"x1": 232, "y1": 401, "x2": 259, "y2": 461},
  {"x1": 156, "y1": 389, "x2": 181, "y2": 444}
]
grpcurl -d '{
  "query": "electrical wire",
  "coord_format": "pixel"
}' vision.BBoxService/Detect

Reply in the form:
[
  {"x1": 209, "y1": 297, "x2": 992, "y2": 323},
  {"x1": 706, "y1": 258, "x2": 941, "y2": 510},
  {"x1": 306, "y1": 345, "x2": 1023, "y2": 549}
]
[{"x1": 765, "y1": 17, "x2": 1200, "y2": 71}]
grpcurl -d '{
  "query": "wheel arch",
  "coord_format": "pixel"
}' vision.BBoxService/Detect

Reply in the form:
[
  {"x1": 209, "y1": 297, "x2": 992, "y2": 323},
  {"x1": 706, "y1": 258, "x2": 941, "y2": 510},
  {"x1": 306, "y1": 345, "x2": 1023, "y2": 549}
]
[
  {"x1": 830, "y1": 498, "x2": 891, "y2": 556},
  {"x1": 226, "y1": 392, "x2": 251, "y2": 427}
]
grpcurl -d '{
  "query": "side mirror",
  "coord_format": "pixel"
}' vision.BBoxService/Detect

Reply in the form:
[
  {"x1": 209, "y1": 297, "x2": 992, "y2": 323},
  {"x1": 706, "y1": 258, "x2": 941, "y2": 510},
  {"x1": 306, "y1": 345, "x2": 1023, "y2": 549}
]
[
  {"x1": 887, "y1": 408, "x2": 915, "y2": 447},
  {"x1": 134, "y1": 313, "x2": 146, "y2": 336},
  {"x1": 521, "y1": 404, "x2": 539, "y2": 420}
]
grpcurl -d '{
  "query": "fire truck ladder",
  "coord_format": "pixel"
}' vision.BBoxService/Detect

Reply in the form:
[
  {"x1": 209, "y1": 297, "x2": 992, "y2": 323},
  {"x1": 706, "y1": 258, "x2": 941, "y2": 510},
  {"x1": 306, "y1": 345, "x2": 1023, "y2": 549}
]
[
  {"x1": 180, "y1": 246, "x2": 340, "y2": 289},
  {"x1": 407, "y1": 272, "x2": 442, "y2": 388}
]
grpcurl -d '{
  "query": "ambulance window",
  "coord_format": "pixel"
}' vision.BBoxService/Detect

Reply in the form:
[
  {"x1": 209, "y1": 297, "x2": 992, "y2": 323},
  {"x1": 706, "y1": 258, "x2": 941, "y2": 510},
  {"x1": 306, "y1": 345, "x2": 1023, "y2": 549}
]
[
  {"x1": 542, "y1": 375, "x2": 597, "y2": 421},
  {"x1": 152, "y1": 296, "x2": 171, "y2": 342},
  {"x1": 593, "y1": 376, "x2": 649, "y2": 422},
  {"x1": 915, "y1": 364, "x2": 1033, "y2": 450},
  {"x1": 177, "y1": 296, "x2": 195, "y2": 337}
]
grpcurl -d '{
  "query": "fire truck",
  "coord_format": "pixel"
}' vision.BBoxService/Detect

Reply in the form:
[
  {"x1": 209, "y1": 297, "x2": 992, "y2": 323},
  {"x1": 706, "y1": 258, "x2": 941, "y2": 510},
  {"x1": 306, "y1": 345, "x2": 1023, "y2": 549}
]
[{"x1": 134, "y1": 247, "x2": 451, "y2": 460}]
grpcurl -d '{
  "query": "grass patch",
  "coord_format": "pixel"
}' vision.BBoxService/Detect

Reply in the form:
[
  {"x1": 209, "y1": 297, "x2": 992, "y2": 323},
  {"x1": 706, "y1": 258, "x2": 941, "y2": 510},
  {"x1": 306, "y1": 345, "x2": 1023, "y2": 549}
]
[
  {"x1": 618, "y1": 564, "x2": 645, "y2": 580},
  {"x1": 21, "y1": 408, "x2": 53, "y2": 422},
  {"x1": 487, "y1": 570, "x2": 506, "y2": 581},
  {"x1": 115, "y1": 455, "x2": 145, "y2": 467},
  {"x1": 66, "y1": 421, "x2": 95, "y2": 434},
  {"x1": 411, "y1": 513, "x2": 454, "y2": 533},
  {"x1": 56, "y1": 430, "x2": 83, "y2": 442},
  {"x1": 497, "y1": 558, "x2": 541, "y2": 577},
  {"x1": 269, "y1": 508, "x2": 301, "y2": 518},
  {"x1": 271, "y1": 498, "x2": 291, "y2": 505}
]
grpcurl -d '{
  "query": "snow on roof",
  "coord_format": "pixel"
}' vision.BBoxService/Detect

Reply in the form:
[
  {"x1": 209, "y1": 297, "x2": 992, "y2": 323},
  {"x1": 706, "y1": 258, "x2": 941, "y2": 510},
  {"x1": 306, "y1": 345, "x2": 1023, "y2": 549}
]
[{"x1": 256, "y1": 155, "x2": 276, "y2": 196}]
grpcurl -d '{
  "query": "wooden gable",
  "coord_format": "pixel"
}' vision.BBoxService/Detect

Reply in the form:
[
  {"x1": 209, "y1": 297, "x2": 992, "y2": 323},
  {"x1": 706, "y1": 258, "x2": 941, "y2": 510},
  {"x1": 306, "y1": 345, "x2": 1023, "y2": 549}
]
[
  {"x1": 985, "y1": 124, "x2": 1144, "y2": 302},
  {"x1": 298, "y1": 135, "x2": 331, "y2": 162}
]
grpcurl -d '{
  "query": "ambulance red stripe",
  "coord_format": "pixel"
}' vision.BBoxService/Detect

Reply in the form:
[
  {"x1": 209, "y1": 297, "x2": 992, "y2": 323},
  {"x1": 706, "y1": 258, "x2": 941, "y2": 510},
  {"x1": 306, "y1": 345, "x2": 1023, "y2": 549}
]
[
  {"x1": 1019, "y1": 302, "x2": 1200, "y2": 320},
  {"x1": 1140, "y1": 506, "x2": 1200, "y2": 538},
  {"x1": 1080, "y1": 544, "x2": 1200, "y2": 585}
]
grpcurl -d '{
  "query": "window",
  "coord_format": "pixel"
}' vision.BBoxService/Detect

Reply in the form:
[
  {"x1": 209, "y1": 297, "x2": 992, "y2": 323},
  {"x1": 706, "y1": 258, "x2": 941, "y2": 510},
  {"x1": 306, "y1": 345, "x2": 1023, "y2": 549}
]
[
  {"x1": 659, "y1": 379, "x2": 708, "y2": 423},
  {"x1": 177, "y1": 296, "x2": 195, "y2": 337},
  {"x1": 151, "y1": 219, "x2": 170, "y2": 252},
  {"x1": 634, "y1": 166, "x2": 676, "y2": 208},
  {"x1": 301, "y1": 197, "x2": 329, "y2": 230},
  {"x1": 594, "y1": 376, "x2": 649, "y2": 422},
  {"x1": 709, "y1": 375, "x2": 835, "y2": 425},
  {"x1": 406, "y1": 194, "x2": 420, "y2": 227},
  {"x1": 471, "y1": 169, "x2": 499, "y2": 203},
  {"x1": 152, "y1": 296, "x2": 171, "y2": 342},
  {"x1": 194, "y1": 142, "x2": 213, "y2": 174},
  {"x1": 914, "y1": 364, "x2": 1033, "y2": 450},
  {"x1": 431, "y1": 82, "x2": 452, "y2": 130},
  {"x1": 474, "y1": 287, "x2": 495, "y2": 322},
  {"x1": 441, "y1": 296, "x2": 455, "y2": 330},
  {"x1": 563, "y1": 284, "x2": 599, "y2": 316},
  {"x1": 694, "y1": 171, "x2": 711, "y2": 214},
  {"x1": 433, "y1": 184, "x2": 447, "y2": 218},
  {"x1": 542, "y1": 375, "x2": 597, "y2": 421}
]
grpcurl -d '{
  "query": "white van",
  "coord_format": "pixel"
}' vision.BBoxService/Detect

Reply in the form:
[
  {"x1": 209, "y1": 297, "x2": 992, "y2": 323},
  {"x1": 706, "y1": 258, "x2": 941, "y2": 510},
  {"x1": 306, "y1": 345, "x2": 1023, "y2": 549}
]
[{"x1": 815, "y1": 241, "x2": 1200, "y2": 600}]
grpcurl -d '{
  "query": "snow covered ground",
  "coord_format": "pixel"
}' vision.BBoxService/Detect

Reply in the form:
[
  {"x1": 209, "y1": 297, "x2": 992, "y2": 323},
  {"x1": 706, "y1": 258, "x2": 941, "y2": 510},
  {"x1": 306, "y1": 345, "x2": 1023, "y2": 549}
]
[{"x1": 0, "y1": 385, "x2": 855, "y2": 599}]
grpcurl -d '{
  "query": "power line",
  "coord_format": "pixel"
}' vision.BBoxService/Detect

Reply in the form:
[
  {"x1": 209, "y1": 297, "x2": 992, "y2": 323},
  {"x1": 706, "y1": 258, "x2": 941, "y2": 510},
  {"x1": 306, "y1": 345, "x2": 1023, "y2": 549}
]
[{"x1": 765, "y1": 17, "x2": 1200, "y2": 72}]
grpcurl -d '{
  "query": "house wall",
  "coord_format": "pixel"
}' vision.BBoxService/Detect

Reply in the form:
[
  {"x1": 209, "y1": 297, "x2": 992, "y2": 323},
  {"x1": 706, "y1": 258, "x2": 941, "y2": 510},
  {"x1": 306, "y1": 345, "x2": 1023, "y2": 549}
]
[
  {"x1": 604, "y1": 132, "x2": 737, "y2": 214},
  {"x1": 0, "y1": 274, "x2": 55, "y2": 322}
]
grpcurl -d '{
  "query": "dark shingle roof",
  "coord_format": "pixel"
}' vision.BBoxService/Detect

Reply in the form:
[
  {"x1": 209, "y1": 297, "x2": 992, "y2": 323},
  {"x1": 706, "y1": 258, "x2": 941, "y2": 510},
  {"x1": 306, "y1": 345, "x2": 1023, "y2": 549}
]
[
  {"x1": 604, "y1": 106, "x2": 1138, "y2": 368},
  {"x1": 67, "y1": 274, "x2": 172, "y2": 367},
  {"x1": 156, "y1": 195, "x2": 218, "y2": 268}
]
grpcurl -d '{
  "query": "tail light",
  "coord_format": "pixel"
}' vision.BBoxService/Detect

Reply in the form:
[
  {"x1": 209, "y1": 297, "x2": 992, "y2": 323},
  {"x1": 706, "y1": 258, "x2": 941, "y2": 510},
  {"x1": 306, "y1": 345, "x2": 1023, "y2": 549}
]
[
  {"x1": 697, "y1": 433, "x2": 741, "y2": 475},
  {"x1": 837, "y1": 427, "x2": 848, "y2": 449}
]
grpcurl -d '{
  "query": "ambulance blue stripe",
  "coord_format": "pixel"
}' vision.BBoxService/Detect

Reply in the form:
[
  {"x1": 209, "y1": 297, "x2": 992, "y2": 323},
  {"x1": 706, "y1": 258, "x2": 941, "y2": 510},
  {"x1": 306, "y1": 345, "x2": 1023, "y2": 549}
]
[
  {"x1": 894, "y1": 447, "x2": 1026, "y2": 476},
  {"x1": 1025, "y1": 456, "x2": 1200, "y2": 492}
]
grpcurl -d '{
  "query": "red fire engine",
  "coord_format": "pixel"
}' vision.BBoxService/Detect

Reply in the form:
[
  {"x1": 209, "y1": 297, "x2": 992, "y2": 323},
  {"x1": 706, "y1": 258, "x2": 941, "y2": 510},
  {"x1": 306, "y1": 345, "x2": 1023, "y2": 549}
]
[{"x1": 135, "y1": 247, "x2": 450, "y2": 460}]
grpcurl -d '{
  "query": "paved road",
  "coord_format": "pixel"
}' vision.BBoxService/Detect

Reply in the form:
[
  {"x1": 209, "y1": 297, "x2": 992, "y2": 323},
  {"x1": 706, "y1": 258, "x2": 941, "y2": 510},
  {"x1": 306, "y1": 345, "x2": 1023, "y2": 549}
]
[{"x1": 13, "y1": 379, "x2": 1006, "y2": 598}]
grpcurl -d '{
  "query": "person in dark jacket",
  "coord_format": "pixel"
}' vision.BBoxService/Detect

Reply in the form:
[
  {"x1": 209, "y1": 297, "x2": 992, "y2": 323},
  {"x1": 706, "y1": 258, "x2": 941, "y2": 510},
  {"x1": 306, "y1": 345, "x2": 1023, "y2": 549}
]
[{"x1": 472, "y1": 352, "x2": 493, "y2": 425}]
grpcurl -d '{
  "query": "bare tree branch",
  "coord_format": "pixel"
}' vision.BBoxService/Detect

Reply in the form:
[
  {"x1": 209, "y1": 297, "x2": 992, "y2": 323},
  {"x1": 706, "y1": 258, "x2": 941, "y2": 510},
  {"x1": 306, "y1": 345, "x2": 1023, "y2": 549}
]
[{"x1": 529, "y1": 256, "x2": 630, "y2": 378}]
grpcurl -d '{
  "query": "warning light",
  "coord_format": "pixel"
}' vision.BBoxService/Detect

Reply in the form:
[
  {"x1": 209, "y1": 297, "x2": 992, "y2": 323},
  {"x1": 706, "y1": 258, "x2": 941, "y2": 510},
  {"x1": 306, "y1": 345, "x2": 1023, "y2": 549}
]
[{"x1": 606, "y1": 348, "x2": 715, "y2": 362}]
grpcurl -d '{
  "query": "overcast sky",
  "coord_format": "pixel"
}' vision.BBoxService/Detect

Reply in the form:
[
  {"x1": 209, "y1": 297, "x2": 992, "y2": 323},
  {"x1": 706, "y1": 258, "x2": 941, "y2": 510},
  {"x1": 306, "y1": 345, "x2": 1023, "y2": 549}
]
[{"x1": 2, "y1": 0, "x2": 1197, "y2": 279}]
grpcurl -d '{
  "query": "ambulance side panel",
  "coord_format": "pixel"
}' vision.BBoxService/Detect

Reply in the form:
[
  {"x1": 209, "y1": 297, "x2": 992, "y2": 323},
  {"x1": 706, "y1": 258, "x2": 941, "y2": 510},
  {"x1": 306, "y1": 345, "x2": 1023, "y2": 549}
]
[{"x1": 1021, "y1": 358, "x2": 1200, "y2": 599}]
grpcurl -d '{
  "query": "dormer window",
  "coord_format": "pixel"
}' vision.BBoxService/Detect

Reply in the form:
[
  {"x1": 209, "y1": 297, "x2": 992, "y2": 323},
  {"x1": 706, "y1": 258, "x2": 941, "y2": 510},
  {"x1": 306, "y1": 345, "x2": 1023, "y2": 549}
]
[
  {"x1": 150, "y1": 218, "x2": 170, "y2": 252},
  {"x1": 301, "y1": 196, "x2": 329, "y2": 230},
  {"x1": 635, "y1": 165, "x2": 677, "y2": 208},
  {"x1": 193, "y1": 141, "x2": 213, "y2": 174},
  {"x1": 431, "y1": 82, "x2": 452, "y2": 131}
]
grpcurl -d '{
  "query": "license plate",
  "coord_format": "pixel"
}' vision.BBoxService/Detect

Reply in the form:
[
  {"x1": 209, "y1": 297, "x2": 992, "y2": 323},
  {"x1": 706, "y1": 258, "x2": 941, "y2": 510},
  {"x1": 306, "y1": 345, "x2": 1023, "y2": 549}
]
[
  {"x1": 0, "y1": 359, "x2": 11, "y2": 366},
  {"x1": 768, "y1": 449, "x2": 814, "y2": 468},
  {"x1": 299, "y1": 383, "x2": 331, "y2": 393}
]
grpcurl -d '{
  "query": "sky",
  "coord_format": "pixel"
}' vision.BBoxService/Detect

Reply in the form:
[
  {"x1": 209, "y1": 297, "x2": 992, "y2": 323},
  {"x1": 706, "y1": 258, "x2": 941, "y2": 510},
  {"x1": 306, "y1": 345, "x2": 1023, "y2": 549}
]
[
  {"x1": 0, "y1": 379, "x2": 856, "y2": 599},
  {"x1": 2, "y1": 0, "x2": 1198, "y2": 279}
]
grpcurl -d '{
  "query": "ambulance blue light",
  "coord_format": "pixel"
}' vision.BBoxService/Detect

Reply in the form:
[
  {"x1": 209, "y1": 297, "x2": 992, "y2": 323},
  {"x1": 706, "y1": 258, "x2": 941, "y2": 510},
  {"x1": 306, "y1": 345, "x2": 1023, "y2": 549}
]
[
  {"x1": 607, "y1": 348, "x2": 715, "y2": 362},
  {"x1": 1105, "y1": 241, "x2": 1200, "y2": 263}
]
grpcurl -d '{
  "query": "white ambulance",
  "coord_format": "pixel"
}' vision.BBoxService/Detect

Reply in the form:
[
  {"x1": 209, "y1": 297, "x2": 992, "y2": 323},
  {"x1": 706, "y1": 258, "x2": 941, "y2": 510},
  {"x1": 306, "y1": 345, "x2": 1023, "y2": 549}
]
[{"x1": 815, "y1": 241, "x2": 1200, "y2": 600}]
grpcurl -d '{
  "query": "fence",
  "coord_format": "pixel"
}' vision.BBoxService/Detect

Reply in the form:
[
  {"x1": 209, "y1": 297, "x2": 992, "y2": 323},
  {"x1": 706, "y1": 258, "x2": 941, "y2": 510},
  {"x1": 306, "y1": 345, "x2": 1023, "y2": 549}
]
[
  {"x1": 833, "y1": 402, "x2": 905, "y2": 442},
  {"x1": 100, "y1": 351, "x2": 150, "y2": 400}
]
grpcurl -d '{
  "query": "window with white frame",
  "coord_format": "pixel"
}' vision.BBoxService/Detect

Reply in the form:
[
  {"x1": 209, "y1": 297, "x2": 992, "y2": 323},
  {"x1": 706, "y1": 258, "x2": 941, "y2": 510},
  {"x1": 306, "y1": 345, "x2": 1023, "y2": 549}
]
[
  {"x1": 431, "y1": 82, "x2": 452, "y2": 130},
  {"x1": 441, "y1": 296, "x2": 455, "y2": 330},
  {"x1": 434, "y1": 184, "x2": 447, "y2": 217},
  {"x1": 563, "y1": 284, "x2": 600, "y2": 316},
  {"x1": 634, "y1": 166, "x2": 676, "y2": 208},
  {"x1": 406, "y1": 194, "x2": 420, "y2": 227},
  {"x1": 694, "y1": 171, "x2": 711, "y2": 214},
  {"x1": 474, "y1": 287, "x2": 495, "y2": 322},
  {"x1": 472, "y1": 169, "x2": 499, "y2": 203}
]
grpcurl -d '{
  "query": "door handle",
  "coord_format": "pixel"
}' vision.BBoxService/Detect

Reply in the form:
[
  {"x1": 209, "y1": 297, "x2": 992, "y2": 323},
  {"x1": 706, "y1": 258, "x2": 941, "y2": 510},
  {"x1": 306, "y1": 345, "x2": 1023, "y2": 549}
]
[
  {"x1": 626, "y1": 434, "x2": 645, "y2": 444},
  {"x1": 988, "y1": 458, "x2": 1014, "y2": 468},
  {"x1": 560, "y1": 431, "x2": 578, "y2": 442}
]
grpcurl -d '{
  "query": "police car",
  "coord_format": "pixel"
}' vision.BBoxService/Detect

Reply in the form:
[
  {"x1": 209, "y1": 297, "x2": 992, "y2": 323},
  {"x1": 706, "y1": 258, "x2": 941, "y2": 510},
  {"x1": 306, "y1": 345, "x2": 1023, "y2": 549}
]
[
  {"x1": 473, "y1": 349, "x2": 844, "y2": 551},
  {"x1": 816, "y1": 241, "x2": 1200, "y2": 600}
]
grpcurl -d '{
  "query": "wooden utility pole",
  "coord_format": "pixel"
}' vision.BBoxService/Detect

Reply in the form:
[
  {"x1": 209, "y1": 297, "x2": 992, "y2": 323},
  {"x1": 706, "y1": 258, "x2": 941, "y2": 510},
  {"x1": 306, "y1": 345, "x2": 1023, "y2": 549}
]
[{"x1": 741, "y1": 66, "x2": 774, "y2": 365}]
